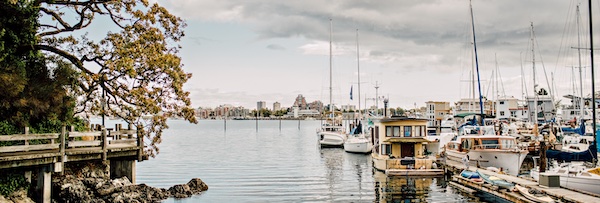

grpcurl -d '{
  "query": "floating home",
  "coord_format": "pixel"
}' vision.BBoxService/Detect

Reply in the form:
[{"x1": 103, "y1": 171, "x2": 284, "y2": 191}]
[{"x1": 371, "y1": 116, "x2": 443, "y2": 176}]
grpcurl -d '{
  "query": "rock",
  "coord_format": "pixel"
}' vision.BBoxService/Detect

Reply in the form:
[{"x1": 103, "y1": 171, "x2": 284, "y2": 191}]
[
  {"x1": 0, "y1": 195, "x2": 9, "y2": 203},
  {"x1": 168, "y1": 184, "x2": 193, "y2": 198},
  {"x1": 186, "y1": 178, "x2": 209, "y2": 194},
  {"x1": 7, "y1": 189, "x2": 34, "y2": 203},
  {"x1": 52, "y1": 162, "x2": 206, "y2": 202}
]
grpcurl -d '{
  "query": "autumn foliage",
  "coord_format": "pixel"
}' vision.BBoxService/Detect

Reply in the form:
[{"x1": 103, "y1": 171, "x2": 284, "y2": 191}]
[{"x1": 1, "y1": 0, "x2": 197, "y2": 157}]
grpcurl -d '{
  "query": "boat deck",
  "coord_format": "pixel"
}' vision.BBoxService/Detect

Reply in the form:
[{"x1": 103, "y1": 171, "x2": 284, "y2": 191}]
[{"x1": 445, "y1": 160, "x2": 600, "y2": 203}]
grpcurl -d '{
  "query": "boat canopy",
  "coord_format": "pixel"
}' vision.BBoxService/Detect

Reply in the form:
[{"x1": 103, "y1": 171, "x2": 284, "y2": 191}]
[{"x1": 546, "y1": 143, "x2": 597, "y2": 162}]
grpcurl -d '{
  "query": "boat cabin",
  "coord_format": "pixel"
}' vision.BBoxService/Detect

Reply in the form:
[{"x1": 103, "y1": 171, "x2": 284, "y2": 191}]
[
  {"x1": 371, "y1": 116, "x2": 442, "y2": 175},
  {"x1": 448, "y1": 126, "x2": 518, "y2": 152}
]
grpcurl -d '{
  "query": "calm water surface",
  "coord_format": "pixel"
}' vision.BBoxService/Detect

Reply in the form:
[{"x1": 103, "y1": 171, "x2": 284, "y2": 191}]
[{"x1": 130, "y1": 120, "x2": 501, "y2": 202}]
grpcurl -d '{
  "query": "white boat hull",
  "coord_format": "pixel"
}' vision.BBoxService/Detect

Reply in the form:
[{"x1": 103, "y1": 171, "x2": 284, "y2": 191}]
[
  {"x1": 530, "y1": 166, "x2": 600, "y2": 195},
  {"x1": 446, "y1": 149, "x2": 528, "y2": 176},
  {"x1": 344, "y1": 135, "x2": 372, "y2": 153},
  {"x1": 318, "y1": 131, "x2": 346, "y2": 147}
]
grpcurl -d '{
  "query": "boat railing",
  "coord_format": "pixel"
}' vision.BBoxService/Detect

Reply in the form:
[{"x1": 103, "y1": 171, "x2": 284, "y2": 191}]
[
  {"x1": 385, "y1": 158, "x2": 433, "y2": 169},
  {"x1": 473, "y1": 144, "x2": 523, "y2": 150}
]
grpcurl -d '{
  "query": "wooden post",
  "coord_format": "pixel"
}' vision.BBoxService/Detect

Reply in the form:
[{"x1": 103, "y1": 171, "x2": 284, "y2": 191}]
[
  {"x1": 102, "y1": 128, "x2": 108, "y2": 161},
  {"x1": 24, "y1": 127, "x2": 29, "y2": 146},
  {"x1": 36, "y1": 165, "x2": 52, "y2": 203},
  {"x1": 59, "y1": 126, "x2": 66, "y2": 175},
  {"x1": 115, "y1": 124, "x2": 120, "y2": 140},
  {"x1": 128, "y1": 124, "x2": 133, "y2": 139},
  {"x1": 136, "y1": 125, "x2": 143, "y2": 161}
]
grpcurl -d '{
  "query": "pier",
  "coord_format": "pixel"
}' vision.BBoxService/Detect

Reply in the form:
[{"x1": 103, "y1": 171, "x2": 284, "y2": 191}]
[
  {"x1": 444, "y1": 160, "x2": 600, "y2": 203},
  {"x1": 0, "y1": 124, "x2": 145, "y2": 203}
]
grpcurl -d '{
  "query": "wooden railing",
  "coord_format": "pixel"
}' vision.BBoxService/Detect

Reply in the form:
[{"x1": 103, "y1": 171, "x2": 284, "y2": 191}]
[{"x1": 0, "y1": 124, "x2": 144, "y2": 163}]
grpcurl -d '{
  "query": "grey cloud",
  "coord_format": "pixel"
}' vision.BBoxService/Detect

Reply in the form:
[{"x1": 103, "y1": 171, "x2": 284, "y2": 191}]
[{"x1": 266, "y1": 44, "x2": 285, "y2": 50}]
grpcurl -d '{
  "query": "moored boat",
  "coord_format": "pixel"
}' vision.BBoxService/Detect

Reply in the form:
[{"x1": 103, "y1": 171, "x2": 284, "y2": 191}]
[
  {"x1": 445, "y1": 125, "x2": 529, "y2": 176},
  {"x1": 371, "y1": 116, "x2": 443, "y2": 176},
  {"x1": 514, "y1": 184, "x2": 554, "y2": 203},
  {"x1": 476, "y1": 170, "x2": 514, "y2": 190}
]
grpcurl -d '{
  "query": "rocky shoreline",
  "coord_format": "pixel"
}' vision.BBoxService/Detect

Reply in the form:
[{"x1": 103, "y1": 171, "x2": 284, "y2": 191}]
[{"x1": 0, "y1": 162, "x2": 208, "y2": 203}]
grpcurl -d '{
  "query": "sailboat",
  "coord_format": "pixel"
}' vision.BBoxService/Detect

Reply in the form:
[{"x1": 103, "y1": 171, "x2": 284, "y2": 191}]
[
  {"x1": 444, "y1": 1, "x2": 529, "y2": 176},
  {"x1": 318, "y1": 19, "x2": 347, "y2": 147},
  {"x1": 344, "y1": 29, "x2": 373, "y2": 154},
  {"x1": 530, "y1": 2, "x2": 600, "y2": 195}
]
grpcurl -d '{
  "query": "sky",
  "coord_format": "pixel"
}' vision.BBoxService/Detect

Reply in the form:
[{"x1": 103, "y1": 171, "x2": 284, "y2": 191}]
[{"x1": 153, "y1": 0, "x2": 600, "y2": 110}]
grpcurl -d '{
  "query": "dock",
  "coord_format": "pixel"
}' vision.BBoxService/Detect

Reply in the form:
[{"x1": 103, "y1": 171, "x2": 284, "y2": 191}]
[
  {"x1": 0, "y1": 124, "x2": 145, "y2": 203},
  {"x1": 444, "y1": 160, "x2": 600, "y2": 203}
]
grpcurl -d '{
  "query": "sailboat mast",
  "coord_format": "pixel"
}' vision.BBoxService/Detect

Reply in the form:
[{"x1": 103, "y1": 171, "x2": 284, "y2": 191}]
[
  {"x1": 357, "y1": 29, "x2": 362, "y2": 118},
  {"x1": 469, "y1": 0, "x2": 485, "y2": 124},
  {"x1": 531, "y1": 22, "x2": 539, "y2": 125},
  {"x1": 329, "y1": 19, "x2": 333, "y2": 120},
  {"x1": 587, "y1": 0, "x2": 597, "y2": 161},
  {"x1": 577, "y1": 5, "x2": 585, "y2": 119}
]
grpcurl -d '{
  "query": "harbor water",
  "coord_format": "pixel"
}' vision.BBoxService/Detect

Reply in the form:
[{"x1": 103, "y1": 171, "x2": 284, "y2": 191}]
[{"x1": 131, "y1": 119, "x2": 507, "y2": 202}]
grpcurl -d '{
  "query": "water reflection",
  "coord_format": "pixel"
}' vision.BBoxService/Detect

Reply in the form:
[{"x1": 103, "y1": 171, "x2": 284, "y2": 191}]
[
  {"x1": 374, "y1": 171, "x2": 470, "y2": 203},
  {"x1": 319, "y1": 148, "x2": 345, "y2": 198}
]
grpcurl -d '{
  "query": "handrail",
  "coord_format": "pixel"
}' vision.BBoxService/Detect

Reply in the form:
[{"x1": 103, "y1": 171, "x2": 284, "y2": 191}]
[{"x1": 0, "y1": 124, "x2": 144, "y2": 157}]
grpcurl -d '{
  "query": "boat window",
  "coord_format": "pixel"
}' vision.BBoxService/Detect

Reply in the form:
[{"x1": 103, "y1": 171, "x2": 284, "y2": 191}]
[
  {"x1": 500, "y1": 139, "x2": 515, "y2": 149},
  {"x1": 381, "y1": 144, "x2": 392, "y2": 155},
  {"x1": 404, "y1": 126, "x2": 412, "y2": 137},
  {"x1": 461, "y1": 139, "x2": 472, "y2": 150},
  {"x1": 481, "y1": 139, "x2": 499, "y2": 149},
  {"x1": 417, "y1": 126, "x2": 425, "y2": 137},
  {"x1": 386, "y1": 126, "x2": 392, "y2": 137},
  {"x1": 393, "y1": 126, "x2": 400, "y2": 137}
]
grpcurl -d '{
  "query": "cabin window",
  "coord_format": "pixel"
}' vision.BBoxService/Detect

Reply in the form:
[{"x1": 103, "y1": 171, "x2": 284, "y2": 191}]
[
  {"x1": 415, "y1": 126, "x2": 422, "y2": 137},
  {"x1": 394, "y1": 126, "x2": 400, "y2": 137},
  {"x1": 386, "y1": 126, "x2": 392, "y2": 137},
  {"x1": 381, "y1": 144, "x2": 392, "y2": 155},
  {"x1": 404, "y1": 126, "x2": 412, "y2": 137},
  {"x1": 500, "y1": 111, "x2": 505, "y2": 116},
  {"x1": 500, "y1": 139, "x2": 515, "y2": 149},
  {"x1": 481, "y1": 139, "x2": 499, "y2": 149},
  {"x1": 461, "y1": 139, "x2": 472, "y2": 150}
]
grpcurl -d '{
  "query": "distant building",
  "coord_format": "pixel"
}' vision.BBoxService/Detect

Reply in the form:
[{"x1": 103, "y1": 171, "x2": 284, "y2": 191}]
[
  {"x1": 425, "y1": 101, "x2": 451, "y2": 127},
  {"x1": 257, "y1": 101, "x2": 266, "y2": 110},
  {"x1": 273, "y1": 102, "x2": 281, "y2": 112},
  {"x1": 526, "y1": 95, "x2": 555, "y2": 122},
  {"x1": 293, "y1": 94, "x2": 308, "y2": 109},
  {"x1": 341, "y1": 105, "x2": 356, "y2": 112},
  {"x1": 454, "y1": 98, "x2": 494, "y2": 116},
  {"x1": 308, "y1": 100, "x2": 323, "y2": 112},
  {"x1": 495, "y1": 96, "x2": 528, "y2": 120}
]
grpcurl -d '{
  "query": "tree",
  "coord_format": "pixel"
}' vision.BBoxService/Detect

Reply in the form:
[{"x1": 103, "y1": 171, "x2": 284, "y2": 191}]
[
  {"x1": 1, "y1": 0, "x2": 79, "y2": 131},
  {"x1": 7, "y1": 0, "x2": 197, "y2": 157}
]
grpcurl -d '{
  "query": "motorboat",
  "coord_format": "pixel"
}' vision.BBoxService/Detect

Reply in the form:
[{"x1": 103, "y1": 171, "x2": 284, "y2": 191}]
[
  {"x1": 530, "y1": 161, "x2": 600, "y2": 195},
  {"x1": 444, "y1": 125, "x2": 529, "y2": 176},
  {"x1": 317, "y1": 123, "x2": 346, "y2": 148},
  {"x1": 344, "y1": 133, "x2": 372, "y2": 153}
]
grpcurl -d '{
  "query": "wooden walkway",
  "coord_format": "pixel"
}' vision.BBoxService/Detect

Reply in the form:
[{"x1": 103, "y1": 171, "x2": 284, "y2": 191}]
[
  {"x1": 444, "y1": 160, "x2": 600, "y2": 203},
  {"x1": 0, "y1": 125, "x2": 145, "y2": 170}
]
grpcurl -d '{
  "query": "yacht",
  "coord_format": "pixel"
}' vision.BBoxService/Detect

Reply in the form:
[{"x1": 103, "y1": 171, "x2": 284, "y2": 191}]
[{"x1": 444, "y1": 125, "x2": 529, "y2": 176}]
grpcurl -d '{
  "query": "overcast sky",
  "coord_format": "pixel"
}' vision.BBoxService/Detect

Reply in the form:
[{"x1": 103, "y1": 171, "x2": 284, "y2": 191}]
[{"x1": 155, "y1": 0, "x2": 600, "y2": 110}]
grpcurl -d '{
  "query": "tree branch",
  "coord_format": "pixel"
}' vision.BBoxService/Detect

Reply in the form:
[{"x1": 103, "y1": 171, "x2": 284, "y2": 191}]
[{"x1": 34, "y1": 44, "x2": 95, "y2": 76}]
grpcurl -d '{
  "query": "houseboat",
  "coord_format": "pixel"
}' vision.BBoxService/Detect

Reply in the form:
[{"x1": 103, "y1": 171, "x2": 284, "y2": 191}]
[{"x1": 371, "y1": 116, "x2": 443, "y2": 176}]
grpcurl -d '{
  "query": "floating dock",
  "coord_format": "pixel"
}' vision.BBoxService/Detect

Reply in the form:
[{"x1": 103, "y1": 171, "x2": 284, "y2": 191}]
[{"x1": 443, "y1": 160, "x2": 600, "y2": 203}]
